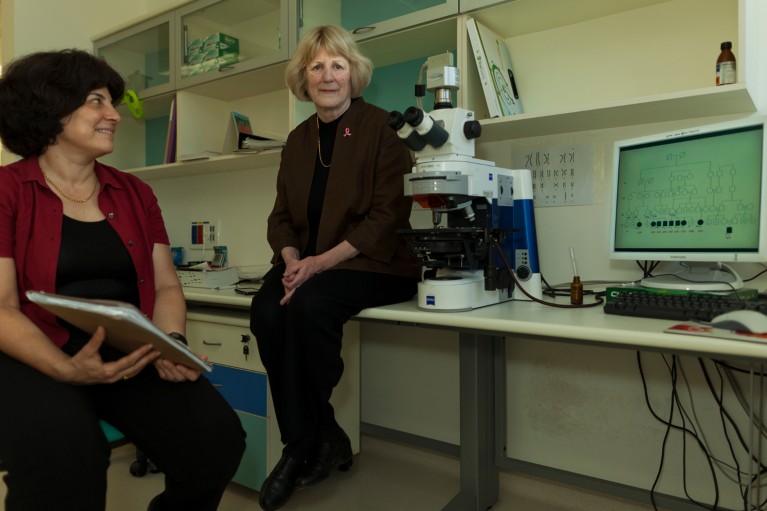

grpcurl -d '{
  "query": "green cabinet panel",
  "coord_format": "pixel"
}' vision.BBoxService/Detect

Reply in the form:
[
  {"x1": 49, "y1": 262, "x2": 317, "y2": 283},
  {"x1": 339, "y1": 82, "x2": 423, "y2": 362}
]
[{"x1": 232, "y1": 412, "x2": 268, "y2": 490}]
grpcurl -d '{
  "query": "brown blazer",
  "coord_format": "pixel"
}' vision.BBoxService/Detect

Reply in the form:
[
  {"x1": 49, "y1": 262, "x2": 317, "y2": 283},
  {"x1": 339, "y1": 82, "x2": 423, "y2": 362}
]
[{"x1": 267, "y1": 98, "x2": 419, "y2": 279}]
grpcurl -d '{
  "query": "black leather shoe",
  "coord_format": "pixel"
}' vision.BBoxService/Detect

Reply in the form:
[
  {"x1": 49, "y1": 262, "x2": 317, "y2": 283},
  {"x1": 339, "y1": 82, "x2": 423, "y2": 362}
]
[
  {"x1": 295, "y1": 429, "x2": 353, "y2": 488},
  {"x1": 259, "y1": 454, "x2": 305, "y2": 511}
]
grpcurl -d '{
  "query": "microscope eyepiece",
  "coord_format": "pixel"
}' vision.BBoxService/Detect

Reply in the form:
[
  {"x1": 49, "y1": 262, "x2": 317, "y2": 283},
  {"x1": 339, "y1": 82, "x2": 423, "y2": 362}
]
[
  {"x1": 387, "y1": 110, "x2": 406, "y2": 130},
  {"x1": 403, "y1": 106, "x2": 423, "y2": 127},
  {"x1": 387, "y1": 110, "x2": 427, "y2": 151},
  {"x1": 403, "y1": 106, "x2": 449, "y2": 148}
]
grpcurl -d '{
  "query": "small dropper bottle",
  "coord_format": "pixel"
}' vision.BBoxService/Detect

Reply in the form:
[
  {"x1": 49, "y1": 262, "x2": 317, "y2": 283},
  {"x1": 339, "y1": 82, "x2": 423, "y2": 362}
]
[{"x1": 569, "y1": 247, "x2": 583, "y2": 305}]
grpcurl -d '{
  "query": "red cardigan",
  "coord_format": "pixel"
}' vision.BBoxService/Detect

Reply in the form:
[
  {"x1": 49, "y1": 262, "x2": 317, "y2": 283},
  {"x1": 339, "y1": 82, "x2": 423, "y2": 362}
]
[{"x1": 0, "y1": 157, "x2": 169, "y2": 347}]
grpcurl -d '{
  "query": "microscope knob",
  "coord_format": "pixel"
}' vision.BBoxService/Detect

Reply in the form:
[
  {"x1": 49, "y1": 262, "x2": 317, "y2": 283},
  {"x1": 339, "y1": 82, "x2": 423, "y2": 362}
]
[
  {"x1": 516, "y1": 265, "x2": 531, "y2": 281},
  {"x1": 463, "y1": 120, "x2": 482, "y2": 140}
]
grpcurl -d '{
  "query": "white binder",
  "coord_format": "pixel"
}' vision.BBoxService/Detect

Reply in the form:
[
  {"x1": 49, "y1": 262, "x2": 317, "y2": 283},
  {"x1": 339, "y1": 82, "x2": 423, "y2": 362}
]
[{"x1": 467, "y1": 18, "x2": 523, "y2": 118}]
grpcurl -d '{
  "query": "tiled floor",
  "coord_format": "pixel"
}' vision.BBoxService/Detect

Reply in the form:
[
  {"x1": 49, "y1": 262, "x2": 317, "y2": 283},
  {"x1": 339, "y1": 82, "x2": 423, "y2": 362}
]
[{"x1": 1, "y1": 434, "x2": 666, "y2": 511}]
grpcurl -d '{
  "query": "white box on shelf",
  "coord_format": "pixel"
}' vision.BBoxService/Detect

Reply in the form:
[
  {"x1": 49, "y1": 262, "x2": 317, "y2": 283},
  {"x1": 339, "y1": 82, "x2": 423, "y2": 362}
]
[
  {"x1": 177, "y1": 267, "x2": 239, "y2": 289},
  {"x1": 467, "y1": 18, "x2": 523, "y2": 118}
]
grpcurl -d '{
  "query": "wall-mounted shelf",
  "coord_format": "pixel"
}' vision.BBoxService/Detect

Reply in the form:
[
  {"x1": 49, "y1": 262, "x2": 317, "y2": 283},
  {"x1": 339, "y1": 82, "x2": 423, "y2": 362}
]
[
  {"x1": 479, "y1": 84, "x2": 757, "y2": 141},
  {"x1": 126, "y1": 150, "x2": 281, "y2": 181}
]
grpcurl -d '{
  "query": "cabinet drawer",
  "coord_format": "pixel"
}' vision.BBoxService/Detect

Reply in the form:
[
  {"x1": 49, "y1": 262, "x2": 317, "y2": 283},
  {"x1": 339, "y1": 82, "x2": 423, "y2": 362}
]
[
  {"x1": 206, "y1": 363, "x2": 267, "y2": 417},
  {"x1": 187, "y1": 316, "x2": 263, "y2": 371}
]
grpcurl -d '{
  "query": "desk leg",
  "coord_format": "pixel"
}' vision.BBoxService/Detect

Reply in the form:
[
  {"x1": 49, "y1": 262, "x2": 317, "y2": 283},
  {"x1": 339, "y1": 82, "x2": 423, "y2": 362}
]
[{"x1": 443, "y1": 332, "x2": 499, "y2": 511}]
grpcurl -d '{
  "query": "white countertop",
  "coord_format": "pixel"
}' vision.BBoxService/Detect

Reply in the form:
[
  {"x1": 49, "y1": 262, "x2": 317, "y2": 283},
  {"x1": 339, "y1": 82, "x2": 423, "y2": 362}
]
[{"x1": 183, "y1": 287, "x2": 767, "y2": 363}]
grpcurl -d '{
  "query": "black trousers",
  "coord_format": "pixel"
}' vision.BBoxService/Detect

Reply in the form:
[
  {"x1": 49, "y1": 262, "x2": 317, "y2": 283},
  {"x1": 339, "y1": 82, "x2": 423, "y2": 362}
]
[
  {"x1": 0, "y1": 345, "x2": 246, "y2": 511},
  {"x1": 250, "y1": 266, "x2": 417, "y2": 446}
]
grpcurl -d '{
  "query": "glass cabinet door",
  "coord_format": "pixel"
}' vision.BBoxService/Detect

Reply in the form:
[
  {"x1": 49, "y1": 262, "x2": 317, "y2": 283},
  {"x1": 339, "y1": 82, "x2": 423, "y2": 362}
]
[
  {"x1": 296, "y1": 0, "x2": 458, "y2": 42},
  {"x1": 177, "y1": 0, "x2": 289, "y2": 87},
  {"x1": 94, "y1": 13, "x2": 174, "y2": 99},
  {"x1": 459, "y1": 0, "x2": 511, "y2": 13}
]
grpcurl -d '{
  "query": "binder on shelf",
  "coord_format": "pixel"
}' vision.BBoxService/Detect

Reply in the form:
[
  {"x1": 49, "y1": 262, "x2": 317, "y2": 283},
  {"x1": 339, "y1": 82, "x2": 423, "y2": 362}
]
[
  {"x1": 26, "y1": 291, "x2": 212, "y2": 372},
  {"x1": 231, "y1": 111, "x2": 252, "y2": 134},
  {"x1": 163, "y1": 98, "x2": 177, "y2": 164},
  {"x1": 467, "y1": 18, "x2": 523, "y2": 118}
]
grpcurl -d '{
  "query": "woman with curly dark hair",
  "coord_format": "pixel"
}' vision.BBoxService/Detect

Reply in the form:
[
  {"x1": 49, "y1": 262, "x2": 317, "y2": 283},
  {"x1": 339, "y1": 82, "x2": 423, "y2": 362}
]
[{"x1": 0, "y1": 49, "x2": 245, "y2": 511}]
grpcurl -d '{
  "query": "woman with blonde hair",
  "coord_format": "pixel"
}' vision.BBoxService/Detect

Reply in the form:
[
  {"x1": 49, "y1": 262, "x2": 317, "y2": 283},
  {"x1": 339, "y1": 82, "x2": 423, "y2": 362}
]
[{"x1": 250, "y1": 25, "x2": 419, "y2": 511}]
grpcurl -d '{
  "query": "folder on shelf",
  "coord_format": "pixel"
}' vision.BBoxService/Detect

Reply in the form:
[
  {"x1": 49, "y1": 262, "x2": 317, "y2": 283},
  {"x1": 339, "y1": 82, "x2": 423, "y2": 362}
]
[
  {"x1": 467, "y1": 18, "x2": 523, "y2": 118},
  {"x1": 26, "y1": 291, "x2": 212, "y2": 372},
  {"x1": 163, "y1": 98, "x2": 177, "y2": 164}
]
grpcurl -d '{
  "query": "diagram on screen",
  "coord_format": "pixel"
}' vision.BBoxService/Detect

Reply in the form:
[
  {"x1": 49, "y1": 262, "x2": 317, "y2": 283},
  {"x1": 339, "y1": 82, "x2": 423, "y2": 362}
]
[{"x1": 616, "y1": 151, "x2": 760, "y2": 248}]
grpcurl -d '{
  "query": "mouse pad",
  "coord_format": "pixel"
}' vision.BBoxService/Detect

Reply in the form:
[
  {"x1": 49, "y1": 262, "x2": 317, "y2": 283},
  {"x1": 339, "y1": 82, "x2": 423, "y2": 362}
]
[{"x1": 666, "y1": 323, "x2": 767, "y2": 343}]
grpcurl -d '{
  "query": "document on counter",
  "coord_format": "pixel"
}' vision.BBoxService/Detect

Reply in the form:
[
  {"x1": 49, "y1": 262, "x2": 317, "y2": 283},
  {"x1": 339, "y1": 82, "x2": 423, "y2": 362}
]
[
  {"x1": 26, "y1": 291, "x2": 212, "y2": 372},
  {"x1": 665, "y1": 322, "x2": 767, "y2": 344}
]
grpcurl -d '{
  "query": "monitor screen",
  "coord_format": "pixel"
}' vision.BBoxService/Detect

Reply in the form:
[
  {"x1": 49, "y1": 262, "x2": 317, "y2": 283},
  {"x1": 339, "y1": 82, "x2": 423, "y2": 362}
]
[{"x1": 608, "y1": 116, "x2": 766, "y2": 291}]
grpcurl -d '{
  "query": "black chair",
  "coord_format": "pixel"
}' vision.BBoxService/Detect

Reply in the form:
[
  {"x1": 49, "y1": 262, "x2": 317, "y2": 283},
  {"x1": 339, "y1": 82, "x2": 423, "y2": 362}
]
[{"x1": 99, "y1": 420, "x2": 158, "y2": 476}]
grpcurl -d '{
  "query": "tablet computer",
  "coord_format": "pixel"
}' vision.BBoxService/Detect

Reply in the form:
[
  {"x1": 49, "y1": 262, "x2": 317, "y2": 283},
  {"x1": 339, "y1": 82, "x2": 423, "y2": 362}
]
[{"x1": 27, "y1": 291, "x2": 212, "y2": 372}]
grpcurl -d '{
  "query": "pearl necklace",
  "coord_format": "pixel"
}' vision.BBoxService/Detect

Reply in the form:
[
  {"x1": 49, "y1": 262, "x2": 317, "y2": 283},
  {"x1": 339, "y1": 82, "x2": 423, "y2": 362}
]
[
  {"x1": 40, "y1": 166, "x2": 98, "y2": 204},
  {"x1": 316, "y1": 116, "x2": 331, "y2": 168}
]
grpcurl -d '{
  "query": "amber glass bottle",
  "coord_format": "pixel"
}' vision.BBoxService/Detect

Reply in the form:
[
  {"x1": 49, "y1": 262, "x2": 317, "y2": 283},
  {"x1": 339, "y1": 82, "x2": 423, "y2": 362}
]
[
  {"x1": 570, "y1": 276, "x2": 583, "y2": 305},
  {"x1": 716, "y1": 41, "x2": 736, "y2": 86}
]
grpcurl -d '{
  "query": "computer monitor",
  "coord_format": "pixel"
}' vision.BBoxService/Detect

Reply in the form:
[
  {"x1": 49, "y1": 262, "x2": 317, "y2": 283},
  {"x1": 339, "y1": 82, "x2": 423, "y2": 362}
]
[{"x1": 608, "y1": 116, "x2": 767, "y2": 292}]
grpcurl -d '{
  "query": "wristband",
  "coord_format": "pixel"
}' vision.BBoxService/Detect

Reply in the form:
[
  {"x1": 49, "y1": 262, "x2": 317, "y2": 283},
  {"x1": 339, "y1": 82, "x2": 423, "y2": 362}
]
[{"x1": 168, "y1": 331, "x2": 188, "y2": 345}]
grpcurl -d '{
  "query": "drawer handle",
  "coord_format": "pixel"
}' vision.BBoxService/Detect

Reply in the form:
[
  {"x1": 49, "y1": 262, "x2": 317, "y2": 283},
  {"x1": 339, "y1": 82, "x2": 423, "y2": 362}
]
[{"x1": 203, "y1": 340, "x2": 223, "y2": 346}]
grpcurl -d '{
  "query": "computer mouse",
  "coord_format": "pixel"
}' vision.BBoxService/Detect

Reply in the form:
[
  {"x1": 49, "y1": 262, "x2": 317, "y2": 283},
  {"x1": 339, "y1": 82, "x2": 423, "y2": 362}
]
[{"x1": 709, "y1": 310, "x2": 767, "y2": 334}]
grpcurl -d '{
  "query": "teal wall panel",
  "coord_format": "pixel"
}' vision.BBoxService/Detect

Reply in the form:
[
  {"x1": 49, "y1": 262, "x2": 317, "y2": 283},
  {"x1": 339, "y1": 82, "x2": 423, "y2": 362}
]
[{"x1": 145, "y1": 115, "x2": 169, "y2": 167}]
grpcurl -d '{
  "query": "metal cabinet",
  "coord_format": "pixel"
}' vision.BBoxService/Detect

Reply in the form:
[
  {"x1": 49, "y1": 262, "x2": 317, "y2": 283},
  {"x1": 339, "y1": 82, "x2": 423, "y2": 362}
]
[
  {"x1": 294, "y1": 0, "x2": 458, "y2": 42},
  {"x1": 186, "y1": 315, "x2": 271, "y2": 490},
  {"x1": 94, "y1": 12, "x2": 176, "y2": 99},
  {"x1": 186, "y1": 308, "x2": 360, "y2": 491},
  {"x1": 95, "y1": 0, "x2": 290, "y2": 98},
  {"x1": 458, "y1": 0, "x2": 512, "y2": 13},
  {"x1": 176, "y1": 0, "x2": 290, "y2": 89}
]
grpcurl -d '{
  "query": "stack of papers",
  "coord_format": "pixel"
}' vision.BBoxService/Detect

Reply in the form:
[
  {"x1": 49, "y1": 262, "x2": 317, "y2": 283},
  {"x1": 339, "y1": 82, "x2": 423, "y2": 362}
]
[{"x1": 236, "y1": 135, "x2": 285, "y2": 152}]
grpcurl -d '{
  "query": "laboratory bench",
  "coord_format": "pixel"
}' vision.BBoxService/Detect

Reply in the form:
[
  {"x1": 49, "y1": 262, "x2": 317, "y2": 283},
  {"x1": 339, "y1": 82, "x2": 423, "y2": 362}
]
[{"x1": 183, "y1": 287, "x2": 767, "y2": 511}]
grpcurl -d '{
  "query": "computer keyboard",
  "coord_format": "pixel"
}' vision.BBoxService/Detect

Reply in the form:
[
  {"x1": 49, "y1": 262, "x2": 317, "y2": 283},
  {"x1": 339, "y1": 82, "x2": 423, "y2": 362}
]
[{"x1": 603, "y1": 290, "x2": 767, "y2": 322}]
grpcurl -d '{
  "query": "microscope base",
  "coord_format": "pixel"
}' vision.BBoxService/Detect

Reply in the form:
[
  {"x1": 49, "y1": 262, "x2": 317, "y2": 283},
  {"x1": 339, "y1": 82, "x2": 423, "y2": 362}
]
[
  {"x1": 417, "y1": 272, "x2": 511, "y2": 311},
  {"x1": 512, "y1": 273, "x2": 543, "y2": 301}
]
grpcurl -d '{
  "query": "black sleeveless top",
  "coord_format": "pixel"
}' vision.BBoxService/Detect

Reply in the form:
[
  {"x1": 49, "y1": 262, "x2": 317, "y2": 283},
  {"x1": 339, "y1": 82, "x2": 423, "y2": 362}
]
[{"x1": 56, "y1": 216, "x2": 139, "y2": 351}]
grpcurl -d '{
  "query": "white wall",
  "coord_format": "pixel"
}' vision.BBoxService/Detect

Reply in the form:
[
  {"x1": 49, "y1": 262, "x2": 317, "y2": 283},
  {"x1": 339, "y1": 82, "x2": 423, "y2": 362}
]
[{"x1": 2, "y1": 0, "x2": 187, "y2": 58}]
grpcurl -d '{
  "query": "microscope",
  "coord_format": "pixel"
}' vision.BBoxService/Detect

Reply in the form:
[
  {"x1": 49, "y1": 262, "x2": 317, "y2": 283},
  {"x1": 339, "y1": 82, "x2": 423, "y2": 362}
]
[{"x1": 389, "y1": 53, "x2": 542, "y2": 311}]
